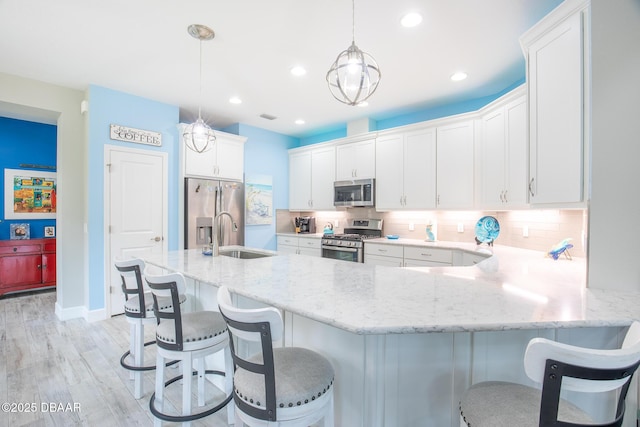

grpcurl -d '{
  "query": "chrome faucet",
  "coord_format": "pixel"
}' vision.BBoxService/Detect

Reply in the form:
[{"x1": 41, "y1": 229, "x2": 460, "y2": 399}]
[{"x1": 212, "y1": 211, "x2": 236, "y2": 256}]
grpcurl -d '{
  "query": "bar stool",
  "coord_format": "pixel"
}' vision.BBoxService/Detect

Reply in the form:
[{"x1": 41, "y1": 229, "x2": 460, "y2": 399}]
[
  {"x1": 459, "y1": 321, "x2": 640, "y2": 427},
  {"x1": 114, "y1": 257, "x2": 183, "y2": 400},
  {"x1": 145, "y1": 271, "x2": 233, "y2": 425},
  {"x1": 217, "y1": 286, "x2": 335, "y2": 427}
]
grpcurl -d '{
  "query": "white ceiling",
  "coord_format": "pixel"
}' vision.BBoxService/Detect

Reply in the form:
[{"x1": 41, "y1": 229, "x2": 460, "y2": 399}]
[{"x1": 0, "y1": 0, "x2": 562, "y2": 138}]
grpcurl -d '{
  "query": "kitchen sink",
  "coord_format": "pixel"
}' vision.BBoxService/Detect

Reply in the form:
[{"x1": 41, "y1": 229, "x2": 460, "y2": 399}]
[{"x1": 219, "y1": 249, "x2": 273, "y2": 259}]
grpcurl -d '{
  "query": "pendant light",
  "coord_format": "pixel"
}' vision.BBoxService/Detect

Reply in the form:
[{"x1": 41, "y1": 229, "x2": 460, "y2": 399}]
[
  {"x1": 183, "y1": 24, "x2": 216, "y2": 153},
  {"x1": 326, "y1": 0, "x2": 381, "y2": 106}
]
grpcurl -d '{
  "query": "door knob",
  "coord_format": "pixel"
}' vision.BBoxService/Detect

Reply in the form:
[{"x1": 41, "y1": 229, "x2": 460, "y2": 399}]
[{"x1": 151, "y1": 236, "x2": 163, "y2": 242}]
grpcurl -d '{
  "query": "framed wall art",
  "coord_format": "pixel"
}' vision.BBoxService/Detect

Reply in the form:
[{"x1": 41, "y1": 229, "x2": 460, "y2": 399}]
[
  {"x1": 44, "y1": 226, "x2": 55, "y2": 237},
  {"x1": 10, "y1": 223, "x2": 30, "y2": 240},
  {"x1": 4, "y1": 168, "x2": 57, "y2": 219}
]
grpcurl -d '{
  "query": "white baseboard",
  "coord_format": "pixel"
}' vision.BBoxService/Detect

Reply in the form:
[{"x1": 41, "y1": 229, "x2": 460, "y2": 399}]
[
  {"x1": 84, "y1": 307, "x2": 108, "y2": 322},
  {"x1": 55, "y1": 302, "x2": 84, "y2": 321},
  {"x1": 54, "y1": 303, "x2": 108, "y2": 322}
]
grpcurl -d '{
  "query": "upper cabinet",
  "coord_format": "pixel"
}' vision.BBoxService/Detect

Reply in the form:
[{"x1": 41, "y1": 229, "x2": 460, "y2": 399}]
[
  {"x1": 376, "y1": 127, "x2": 436, "y2": 210},
  {"x1": 184, "y1": 131, "x2": 246, "y2": 181},
  {"x1": 479, "y1": 91, "x2": 528, "y2": 209},
  {"x1": 520, "y1": 0, "x2": 589, "y2": 205},
  {"x1": 336, "y1": 138, "x2": 376, "y2": 180},
  {"x1": 436, "y1": 120, "x2": 475, "y2": 209},
  {"x1": 289, "y1": 144, "x2": 336, "y2": 211}
]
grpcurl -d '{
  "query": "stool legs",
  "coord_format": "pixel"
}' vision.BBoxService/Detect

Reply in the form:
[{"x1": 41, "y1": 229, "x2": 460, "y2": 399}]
[
  {"x1": 182, "y1": 355, "x2": 193, "y2": 422},
  {"x1": 133, "y1": 322, "x2": 144, "y2": 399},
  {"x1": 224, "y1": 345, "x2": 234, "y2": 425},
  {"x1": 154, "y1": 351, "x2": 165, "y2": 427}
]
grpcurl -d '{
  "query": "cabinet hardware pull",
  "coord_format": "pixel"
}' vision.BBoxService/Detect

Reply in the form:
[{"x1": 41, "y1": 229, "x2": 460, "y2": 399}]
[
  {"x1": 529, "y1": 178, "x2": 535, "y2": 197},
  {"x1": 504, "y1": 190, "x2": 508, "y2": 203},
  {"x1": 37, "y1": 265, "x2": 42, "y2": 269},
  {"x1": 421, "y1": 253, "x2": 432, "y2": 257},
  {"x1": 378, "y1": 249, "x2": 387, "y2": 252},
  {"x1": 13, "y1": 247, "x2": 17, "y2": 252}
]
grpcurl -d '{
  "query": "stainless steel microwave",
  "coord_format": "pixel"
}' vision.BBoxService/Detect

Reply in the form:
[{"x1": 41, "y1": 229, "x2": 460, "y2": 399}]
[{"x1": 334, "y1": 179, "x2": 375, "y2": 207}]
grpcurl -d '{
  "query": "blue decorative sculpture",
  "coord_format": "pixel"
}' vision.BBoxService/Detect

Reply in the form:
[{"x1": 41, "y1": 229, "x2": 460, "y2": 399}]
[{"x1": 548, "y1": 238, "x2": 573, "y2": 260}]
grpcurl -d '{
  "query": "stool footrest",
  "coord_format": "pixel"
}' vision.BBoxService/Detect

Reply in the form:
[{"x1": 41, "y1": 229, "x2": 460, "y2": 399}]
[
  {"x1": 149, "y1": 369, "x2": 232, "y2": 422},
  {"x1": 120, "y1": 340, "x2": 179, "y2": 372}
]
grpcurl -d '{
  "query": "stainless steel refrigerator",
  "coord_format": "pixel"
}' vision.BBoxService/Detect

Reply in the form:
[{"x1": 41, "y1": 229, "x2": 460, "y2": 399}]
[{"x1": 184, "y1": 178, "x2": 244, "y2": 249}]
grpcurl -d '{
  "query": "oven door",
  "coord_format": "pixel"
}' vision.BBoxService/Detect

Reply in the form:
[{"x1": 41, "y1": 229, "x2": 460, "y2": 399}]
[{"x1": 321, "y1": 245, "x2": 362, "y2": 263}]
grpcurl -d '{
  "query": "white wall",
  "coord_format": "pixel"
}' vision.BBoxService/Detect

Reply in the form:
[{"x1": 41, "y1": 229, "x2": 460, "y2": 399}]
[
  {"x1": 587, "y1": 0, "x2": 640, "y2": 291},
  {"x1": 0, "y1": 73, "x2": 86, "y2": 313}
]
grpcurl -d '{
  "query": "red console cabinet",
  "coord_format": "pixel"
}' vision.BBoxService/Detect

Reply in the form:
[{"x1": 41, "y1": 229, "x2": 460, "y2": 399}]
[{"x1": 0, "y1": 238, "x2": 56, "y2": 296}]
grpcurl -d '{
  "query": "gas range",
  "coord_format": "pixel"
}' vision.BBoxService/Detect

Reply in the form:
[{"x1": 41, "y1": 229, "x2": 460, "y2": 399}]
[{"x1": 321, "y1": 219, "x2": 383, "y2": 262}]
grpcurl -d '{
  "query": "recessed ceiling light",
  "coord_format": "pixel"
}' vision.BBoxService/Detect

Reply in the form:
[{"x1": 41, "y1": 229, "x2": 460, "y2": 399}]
[
  {"x1": 450, "y1": 71, "x2": 468, "y2": 82},
  {"x1": 229, "y1": 96, "x2": 242, "y2": 104},
  {"x1": 295, "y1": 119, "x2": 305, "y2": 125},
  {"x1": 290, "y1": 66, "x2": 307, "y2": 76},
  {"x1": 401, "y1": 12, "x2": 423, "y2": 28}
]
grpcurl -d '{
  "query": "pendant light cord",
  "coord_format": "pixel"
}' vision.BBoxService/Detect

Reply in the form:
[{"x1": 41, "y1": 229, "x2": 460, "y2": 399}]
[
  {"x1": 198, "y1": 39, "x2": 203, "y2": 120},
  {"x1": 351, "y1": 0, "x2": 355, "y2": 43}
]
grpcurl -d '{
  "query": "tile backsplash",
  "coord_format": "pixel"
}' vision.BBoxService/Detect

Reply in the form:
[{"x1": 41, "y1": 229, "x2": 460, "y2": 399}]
[{"x1": 279, "y1": 208, "x2": 587, "y2": 257}]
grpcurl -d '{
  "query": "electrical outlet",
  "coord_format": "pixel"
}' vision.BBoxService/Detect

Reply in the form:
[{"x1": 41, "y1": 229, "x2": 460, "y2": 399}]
[
  {"x1": 457, "y1": 223, "x2": 464, "y2": 233},
  {"x1": 523, "y1": 225, "x2": 529, "y2": 238},
  {"x1": 409, "y1": 222, "x2": 415, "y2": 231}
]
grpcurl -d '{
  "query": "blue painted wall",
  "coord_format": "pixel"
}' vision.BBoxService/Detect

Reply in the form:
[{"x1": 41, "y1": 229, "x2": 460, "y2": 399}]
[
  {"x1": 223, "y1": 123, "x2": 298, "y2": 251},
  {"x1": 298, "y1": 80, "x2": 525, "y2": 146},
  {"x1": 0, "y1": 117, "x2": 57, "y2": 240},
  {"x1": 87, "y1": 85, "x2": 179, "y2": 311}
]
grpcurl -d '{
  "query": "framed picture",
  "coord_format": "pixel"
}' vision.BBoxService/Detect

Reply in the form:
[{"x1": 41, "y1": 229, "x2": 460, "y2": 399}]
[
  {"x1": 10, "y1": 223, "x2": 30, "y2": 240},
  {"x1": 44, "y1": 226, "x2": 55, "y2": 238},
  {"x1": 4, "y1": 168, "x2": 57, "y2": 220}
]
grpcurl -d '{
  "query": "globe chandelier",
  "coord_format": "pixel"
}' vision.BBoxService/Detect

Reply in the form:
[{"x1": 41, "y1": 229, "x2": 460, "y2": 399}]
[
  {"x1": 326, "y1": 0, "x2": 381, "y2": 106},
  {"x1": 183, "y1": 24, "x2": 216, "y2": 153}
]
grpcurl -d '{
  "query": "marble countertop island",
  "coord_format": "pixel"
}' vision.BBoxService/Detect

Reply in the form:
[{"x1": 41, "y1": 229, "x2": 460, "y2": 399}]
[{"x1": 141, "y1": 244, "x2": 640, "y2": 335}]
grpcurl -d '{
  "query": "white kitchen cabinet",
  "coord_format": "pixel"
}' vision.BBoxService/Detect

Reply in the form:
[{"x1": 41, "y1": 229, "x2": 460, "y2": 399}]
[
  {"x1": 520, "y1": 0, "x2": 588, "y2": 205},
  {"x1": 276, "y1": 235, "x2": 321, "y2": 257},
  {"x1": 336, "y1": 138, "x2": 376, "y2": 180},
  {"x1": 184, "y1": 131, "x2": 246, "y2": 181},
  {"x1": 289, "y1": 145, "x2": 335, "y2": 211},
  {"x1": 480, "y1": 93, "x2": 528, "y2": 209},
  {"x1": 436, "y1": 120, "x2": 475, "y2": 209},
  {"x1": 364, "y1": 243, "x2": 403, "y2": 267},
  {"x1": 376, "y1": 128, "x2": 436, "y2": 210}
]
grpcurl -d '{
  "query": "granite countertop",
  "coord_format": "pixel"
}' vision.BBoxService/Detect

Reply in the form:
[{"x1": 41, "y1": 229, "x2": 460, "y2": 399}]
[{"x1": 140, "y1": 244, "x2": 640, "y2": 335}]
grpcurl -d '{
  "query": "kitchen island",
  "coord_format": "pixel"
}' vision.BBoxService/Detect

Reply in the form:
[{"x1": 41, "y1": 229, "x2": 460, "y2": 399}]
[{"x1": 141, "y1": 245, "x2": 640, "y2": 427}]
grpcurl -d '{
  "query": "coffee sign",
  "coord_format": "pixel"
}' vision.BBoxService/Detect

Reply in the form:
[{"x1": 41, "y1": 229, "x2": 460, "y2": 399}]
[{"x1": 110, "y1": 124, "x2": 162, "y2": 147}]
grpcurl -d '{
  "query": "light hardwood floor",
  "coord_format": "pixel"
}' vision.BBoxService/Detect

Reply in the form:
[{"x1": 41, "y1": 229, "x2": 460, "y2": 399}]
[{"x1": 0, "y1": 289, "x2": 232, "y2": 427}]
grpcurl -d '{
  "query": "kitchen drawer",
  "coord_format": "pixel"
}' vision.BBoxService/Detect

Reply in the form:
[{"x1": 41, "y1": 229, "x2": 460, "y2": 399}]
[
  {"x1": 298, "y1": 237, "x2": 321, "y2": 249},
  {"x1": 277, "y1": 236, "x2": 298, "y2": 247},
  {"x1": 404, "y1": 246, "x2": 452, "y2": 264},
  {"x1": 0, "y1": 244, "x2": 41, "y2": 255},
  {"x1": 43, "y1": 241, "x2": 56, "y2": 252},
  {"x1": 364, "y1": 243, "x2": 403, "y2": 258}
]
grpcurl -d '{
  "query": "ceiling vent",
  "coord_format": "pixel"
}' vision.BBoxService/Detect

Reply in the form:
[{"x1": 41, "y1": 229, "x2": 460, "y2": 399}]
[{"x1": 260, "y1": 113, "x2": 277, "y2": 121}]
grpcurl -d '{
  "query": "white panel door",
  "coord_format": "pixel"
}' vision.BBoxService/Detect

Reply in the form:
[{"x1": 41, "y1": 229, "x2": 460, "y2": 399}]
[{"x1": 107, "y1": 146, "x2": 167, "y2": 316}]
